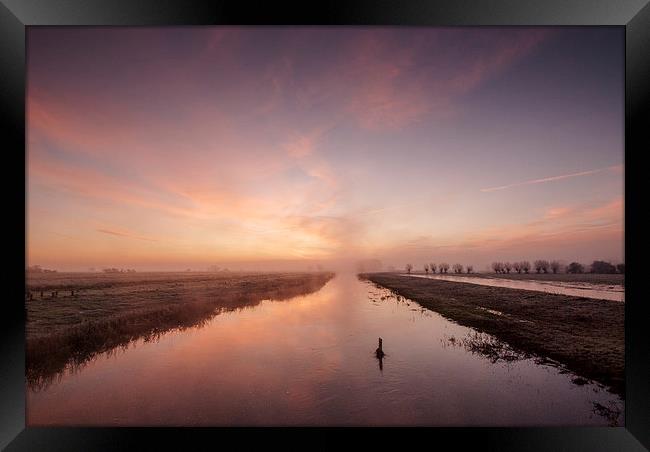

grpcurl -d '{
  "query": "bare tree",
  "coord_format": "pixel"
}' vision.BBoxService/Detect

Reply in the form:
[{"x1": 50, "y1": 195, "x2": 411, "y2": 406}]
[
  {"x1": 541, "y1": 260, "x2": 550, "y2": 273},
  {"x1": 439, "y1": 262, "x2": 450, "y2": 273},
  {"x1": 513, "y1": 262, "x2": 522, "y2": 273},
  {"x1": 550, "y1": 260, "x2": 561, "y2": 274},
  {"x1": 453, "y1": 263, "x2": 463, "y2": 274},
  {"x1": 520, "y1": 261, "x2": 531, "y2": 274},
  {"x1": 405, "y1": 263, "x2": 413, "y2": 274},
  {"x1": 424, "y1": 264, "x2": 429, "y2": 274},
  {"x1": 504, "y1": 262, "x2": 512, "y2": 273},
  {"x1": 590, "y1": 260, "x2": 617, "y2": 274},
  {"x1": 567, "y1": 262, "x2": 584, "y2": 274},
  {"x1": 466, "y1": 265, "x2": 473, "y2": 274},
  {"x1": 491, "y1": 262, "x2": 503, "y2": 274},
  {"x1": 534, "y1": 260, "x2": 544, "y2": 273},
  {"x1": 430, "y1": 263, "x2": 437, "y2": 274}
]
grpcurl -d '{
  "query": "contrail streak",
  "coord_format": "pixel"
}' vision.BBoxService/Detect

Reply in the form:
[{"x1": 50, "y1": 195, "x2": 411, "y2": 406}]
[{"x1": 480, "y1": 165, "x2": 622, "y2": 193}]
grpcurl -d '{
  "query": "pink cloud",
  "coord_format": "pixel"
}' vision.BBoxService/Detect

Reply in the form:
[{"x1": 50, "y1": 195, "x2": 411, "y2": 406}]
[
  {"x1": 370, "y1": 196, "x2": 623, "y2": 268},
  {"x1": 456, "y1": 197, "x2": 624, "y2": 250},
  {"x1": 341, "y1": 29, "x2": 552, "y2": 130},
  {"x1": 284, "y1": 133, "x2": 316, "y2": 158},
  {"x1": 543, "y1": 207, "x2": 573, "y2": 220}
]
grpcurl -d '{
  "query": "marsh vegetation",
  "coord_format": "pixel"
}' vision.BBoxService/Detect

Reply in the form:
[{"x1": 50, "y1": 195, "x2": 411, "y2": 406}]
[{"x1": 26, "y1": 272, "x2": 334, "y2": 388}]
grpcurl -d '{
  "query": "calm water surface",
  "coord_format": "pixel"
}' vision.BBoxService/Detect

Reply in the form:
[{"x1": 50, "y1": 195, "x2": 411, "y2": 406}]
[
  {"x1": 404, "y1": 274, "x2": 624, "y2": 302},
  {"x1": 27, "y1": 274, "x2": 623, "y2": 426}
]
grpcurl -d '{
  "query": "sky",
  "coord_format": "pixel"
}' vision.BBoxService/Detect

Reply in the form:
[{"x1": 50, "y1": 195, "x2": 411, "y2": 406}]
[{"x1": 26, "y1": 27, "x2": 624, "y2": 272}]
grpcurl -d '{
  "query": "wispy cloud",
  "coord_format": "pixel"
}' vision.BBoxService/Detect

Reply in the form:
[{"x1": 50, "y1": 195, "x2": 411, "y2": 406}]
[
  {"x1": 370, "y1": 196, "x2": 623, "y2": 267},
  {"x1": 96, "y1": 228, "x2": 159, "y2": 242},
  {"x1": 26, "y1": 28, "x2": 623, "y2": 270},
  {"x1": 480, "y1": 165, "x2": 622, "y2": 193}
]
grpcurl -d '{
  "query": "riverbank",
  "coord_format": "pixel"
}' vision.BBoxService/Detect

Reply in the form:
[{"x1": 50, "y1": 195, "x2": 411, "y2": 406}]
[
  {"x1": 407, "y1": 272, "x2": 623, "y2": 285},
  {"x1": 26, "y1": 272, "x2": 334, "y2": 387},
  {"x1": 360, "y1": 273, "x2": 624, "y2": 397}
]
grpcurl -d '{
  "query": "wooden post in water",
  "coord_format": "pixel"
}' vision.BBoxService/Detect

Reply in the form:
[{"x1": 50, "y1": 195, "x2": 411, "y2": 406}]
[{"x1": 375, "y1": 337, "x2": 385, "y2": 358}]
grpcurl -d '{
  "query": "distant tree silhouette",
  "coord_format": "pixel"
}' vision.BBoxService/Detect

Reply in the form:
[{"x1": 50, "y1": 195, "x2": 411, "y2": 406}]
[
  {"x1": 534, "y1": 260, "x2": 550, "y2": 274},
  {"x1": 466, "y1": 265, "x2": 473, "y2": 274},
  {"x1": 504, "y1": 262, "x2": 512, "y2": 273},
  {"x1": 520, "y1": 261, "x2": 531, "y2": 274},
  {"x1": 567, "y1": 262, "x2": 584, "y2": 274},
  {"x1": 550, "y1": 260, "x2": 561, "y2": 274},
  {"x1": 430, "y1": 263, "x2": 437, "y2": 274},
  {"x1": 405, "y1": 263, "x2": 413, "y2": 274},
  {"x1": 453, "y1": 263, "x2": 463, "y2": 274},
  {"x1": 491, "y1": 262, "x2": 504, "y2": 274},
  {"x1": 590, "y1": 260, "x2": 616, "y2": 274},
  {"x1": 439, "y1": 263, "x2": 450, "y2": 273},
  {"x1": 424, "y1": 264, "x2": 429, "y2": 274},
  {"x1": 513, "y1": 262, "x2": 522, "y2": 273},
  {"x1": 27, "y1": 265, "x2": 57, "y2": 273},
  {"x1": 541, "y1": 260, "x2": 550, "y2": 273}
]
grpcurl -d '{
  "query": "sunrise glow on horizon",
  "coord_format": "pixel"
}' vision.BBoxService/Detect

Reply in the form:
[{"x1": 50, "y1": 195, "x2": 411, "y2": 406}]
[{"x1": 26, "y1": 27, "x2": 624, "y2": 271}]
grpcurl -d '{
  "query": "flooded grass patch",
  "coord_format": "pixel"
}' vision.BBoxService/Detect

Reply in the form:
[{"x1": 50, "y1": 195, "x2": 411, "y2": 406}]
[
  {"x1": 360, "y1": 273, "x2": 624, "y2": 398},
  {"x1": 592, "y1": 401, "x2": 622, "y2": 426},
  {"x1": 443, "y1": 331, "x2": 529, "y2": 363}
]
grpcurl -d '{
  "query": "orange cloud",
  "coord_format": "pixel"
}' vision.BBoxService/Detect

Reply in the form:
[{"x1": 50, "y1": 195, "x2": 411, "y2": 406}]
[
  {"x1": 454, "y1": 197, "x2": 624, "y2": 251},
  {"x1": 96, "y1": 228, "x2": 159, "y2": 242},
  {"x1": 369, "y1": 196, "x2": 623, "y2": 268},
  {"x1": 543, "y1": 207, "x2": 573, "y2": 220}
]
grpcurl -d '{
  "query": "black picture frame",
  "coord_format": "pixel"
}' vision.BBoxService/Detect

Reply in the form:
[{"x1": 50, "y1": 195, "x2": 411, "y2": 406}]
[{"x1": 2, "y1": 0, "x2": 649, "y2": 450}]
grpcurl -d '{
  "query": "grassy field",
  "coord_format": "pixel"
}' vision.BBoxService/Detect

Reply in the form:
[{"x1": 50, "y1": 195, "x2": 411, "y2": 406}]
[
  {"x1": 26, "y1": 271, "x2": 334, "y2": 387},
  {"x1": 407, "y1": 272, "x2": 624, "y2": 285},
  {"x1": 360, "y1": 273, "x2": 624, "y2": 397}
]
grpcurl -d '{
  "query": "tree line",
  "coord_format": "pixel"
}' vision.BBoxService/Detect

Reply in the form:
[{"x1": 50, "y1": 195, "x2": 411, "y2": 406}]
[
  {"x1": 490, "y1": 260, "x2": 624, "y2": 274},
  {"x1": 405, "y1": 263, "x2": 474, "y2": 274},
  {"x1": 403, "y1": 260, "x2": 624, "y2": 275},
  {"x1": 26, "y1": 265, "x2": 57, "y2": 273},
  {"x1": 103, "y1": 268, "x2": 137, "y2": 273}
]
